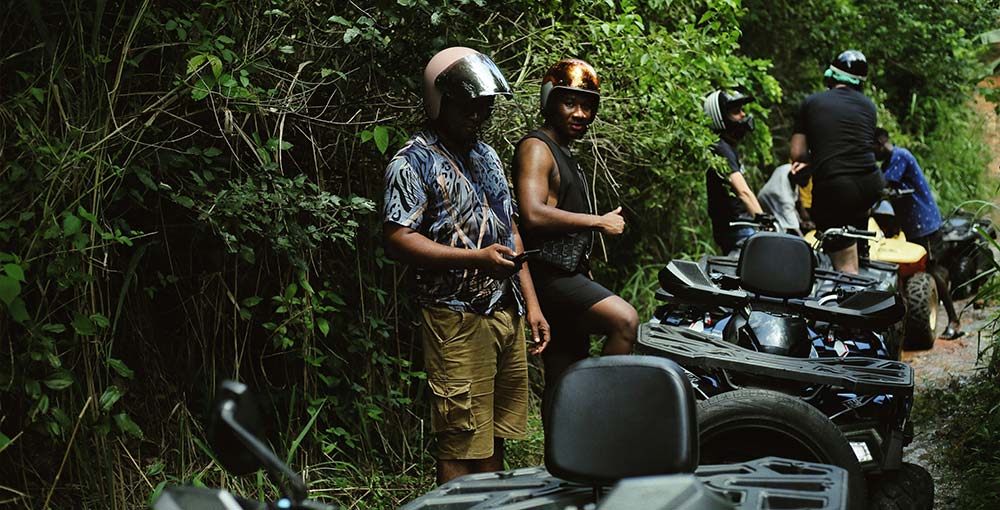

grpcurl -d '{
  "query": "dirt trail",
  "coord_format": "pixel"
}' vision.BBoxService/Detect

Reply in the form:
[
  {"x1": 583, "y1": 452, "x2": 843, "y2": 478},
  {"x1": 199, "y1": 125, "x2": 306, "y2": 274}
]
[{"x1": 900, "y1": 78, "x2": 1000, "y2": 509}]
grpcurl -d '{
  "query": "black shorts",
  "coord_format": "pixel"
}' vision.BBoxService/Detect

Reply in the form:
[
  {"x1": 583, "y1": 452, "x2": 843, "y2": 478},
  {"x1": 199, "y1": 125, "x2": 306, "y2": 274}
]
[
  {"x1": 811, "y1": 170, "x2": 885, "y2": 252},
  {"x1": 531, "y1": 263, "x2": 614, "y2": 317},
  {"x1": 910, "y1": 230, "x2": 945, "y2": 262}
]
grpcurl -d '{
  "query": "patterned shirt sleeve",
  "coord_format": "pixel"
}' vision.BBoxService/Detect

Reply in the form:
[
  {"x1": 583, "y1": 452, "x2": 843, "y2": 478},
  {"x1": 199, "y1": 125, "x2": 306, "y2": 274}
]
[
  {"x1": 383, "y1": 153, "x2": 428, "y2": 230},
  {"x1": 883, "y1": 148, "x2": 907, "y2": 185}
]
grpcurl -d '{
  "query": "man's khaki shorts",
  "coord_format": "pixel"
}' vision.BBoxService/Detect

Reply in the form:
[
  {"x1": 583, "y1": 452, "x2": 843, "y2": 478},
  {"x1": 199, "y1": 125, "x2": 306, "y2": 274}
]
[{"x1": 420, "y1": 305, "x2": 528, "y2": 460}]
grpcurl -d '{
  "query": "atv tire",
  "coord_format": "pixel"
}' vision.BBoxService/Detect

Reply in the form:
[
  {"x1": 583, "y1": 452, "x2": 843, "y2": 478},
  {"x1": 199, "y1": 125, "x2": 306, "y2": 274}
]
[
  {"x1": 697, "y1": 388, "x2": 866, "y2": 510},
  {"x1": 903, "y1": 272, "x2": 937, "y2": 351},
  {"x1": 868, "y1": 463, "x2": 934, "y2": 510}
]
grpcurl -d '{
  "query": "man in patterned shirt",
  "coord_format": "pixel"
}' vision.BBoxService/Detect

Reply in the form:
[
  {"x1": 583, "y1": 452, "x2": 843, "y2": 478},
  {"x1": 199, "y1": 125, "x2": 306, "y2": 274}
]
[
  {"x1": 874, "y1": 127, "x2": 963, "y2": 339},
  {"x1": 383, "y1": 47, "x2": 550, "y2": 484}
]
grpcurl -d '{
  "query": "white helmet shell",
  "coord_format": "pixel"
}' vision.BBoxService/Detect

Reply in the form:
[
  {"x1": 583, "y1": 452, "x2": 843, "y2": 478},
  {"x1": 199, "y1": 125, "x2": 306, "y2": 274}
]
[{"x1": 423, "y1": 47, "x2": 511, "y2": 120}]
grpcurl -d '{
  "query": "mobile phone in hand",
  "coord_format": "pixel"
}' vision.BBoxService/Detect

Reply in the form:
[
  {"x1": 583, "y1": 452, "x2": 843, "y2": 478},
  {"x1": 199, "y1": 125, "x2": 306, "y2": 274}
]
[{"x1": 511, "y1": 249, "x2": 541, "y2": 265}]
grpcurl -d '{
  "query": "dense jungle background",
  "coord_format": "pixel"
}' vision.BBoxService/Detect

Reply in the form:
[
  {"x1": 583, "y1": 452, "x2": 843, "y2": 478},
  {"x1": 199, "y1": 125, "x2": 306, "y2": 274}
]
[{"x1": 3, "y1": 0, "x2": 1000, "y2": 508}]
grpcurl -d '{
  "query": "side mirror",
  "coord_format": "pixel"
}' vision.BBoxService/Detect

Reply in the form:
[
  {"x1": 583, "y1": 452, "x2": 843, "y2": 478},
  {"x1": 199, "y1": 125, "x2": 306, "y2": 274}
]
[
  {"x1": 207, "y1": 380, "x2": 308, "y2": 504},
  {"x1": 208, "y1": 380, "x2": 266, "y2": 476}
]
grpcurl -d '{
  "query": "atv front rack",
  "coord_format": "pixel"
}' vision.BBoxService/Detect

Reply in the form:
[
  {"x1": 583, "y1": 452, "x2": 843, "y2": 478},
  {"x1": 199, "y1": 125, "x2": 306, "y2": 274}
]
[
  {"x1": 400, "y1": 457, "x2": 847, "y2": 510},
  {"x1": 637, "y1": 323, "x2": 913, "y2": 395}
]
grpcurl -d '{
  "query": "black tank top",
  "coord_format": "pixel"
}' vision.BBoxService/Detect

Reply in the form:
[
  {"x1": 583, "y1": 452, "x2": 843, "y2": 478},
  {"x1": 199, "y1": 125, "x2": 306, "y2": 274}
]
[{"x1": 514, "y1": 130, "x2": 594, "y2": 273}]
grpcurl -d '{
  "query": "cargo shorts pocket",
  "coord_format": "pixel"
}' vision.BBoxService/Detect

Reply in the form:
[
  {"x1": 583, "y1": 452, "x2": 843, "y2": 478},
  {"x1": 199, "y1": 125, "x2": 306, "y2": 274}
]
[{"x1": 428, "y1": 380, "x2": 475, "y2": 433}]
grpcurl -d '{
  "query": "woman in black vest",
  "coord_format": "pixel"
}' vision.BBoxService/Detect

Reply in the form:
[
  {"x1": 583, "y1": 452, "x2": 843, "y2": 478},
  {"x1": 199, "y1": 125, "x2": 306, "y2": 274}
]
[{"x1": 512, "y1": 59, "x2": 639, "y2": 411}]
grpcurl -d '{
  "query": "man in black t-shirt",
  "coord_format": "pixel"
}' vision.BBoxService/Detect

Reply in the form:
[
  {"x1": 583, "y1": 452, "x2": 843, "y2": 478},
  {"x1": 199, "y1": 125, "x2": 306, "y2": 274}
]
[
  {"x1": 703, "y1": 89, "x2": 765, "y2": 254},
  {"x1": 790, "y1": 50, "x2": 885, "y2": 274}
]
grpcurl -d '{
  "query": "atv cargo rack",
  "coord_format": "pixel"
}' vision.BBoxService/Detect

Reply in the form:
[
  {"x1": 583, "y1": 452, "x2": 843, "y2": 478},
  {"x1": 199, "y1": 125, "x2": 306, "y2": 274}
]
[
  {"x1": 637, "y1": 323, "x2": 913, "y2": 395},
  {"x1": 400, "y1": 457, "x2": 847, "y2": 510}
]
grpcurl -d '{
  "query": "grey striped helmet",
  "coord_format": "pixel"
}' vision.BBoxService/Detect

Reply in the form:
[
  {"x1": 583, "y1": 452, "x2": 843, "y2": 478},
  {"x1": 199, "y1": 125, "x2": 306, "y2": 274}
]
[{"x1": 703, "y1": 90, "x2": 754, "y2": 133}]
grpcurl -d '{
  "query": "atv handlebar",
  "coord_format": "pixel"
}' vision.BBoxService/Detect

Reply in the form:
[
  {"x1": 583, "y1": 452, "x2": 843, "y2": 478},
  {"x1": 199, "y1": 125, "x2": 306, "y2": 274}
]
[
  {"x1": 729, "y1": 213, "x2": 779, "y2": 232},
  {"x1": 882, "y1": 187, "x2": 915, "y2": 200},
  {"x1": 813, "y1": 226, "x2": 879, "y2": 249}
]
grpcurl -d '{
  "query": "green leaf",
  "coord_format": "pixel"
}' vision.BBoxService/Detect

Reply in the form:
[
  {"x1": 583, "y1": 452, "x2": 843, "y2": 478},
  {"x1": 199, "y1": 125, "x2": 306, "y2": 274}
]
[
  {"x1": 114, "y1": 413, "x2": 144, "y2": 438},
  {"x1": 207, "y1": 55, "x2": 223, "y2": 79},
  {"x1": 264, "y1": 9, "x2": 289, "y2": 17},
  {"x1": 62, "y1": 214, "x2": 83, "y2": 236},
  {"x1": 192, "y1": 79, "x2": 211, "y2": 101},
  {"x1": 72, "y1": 313, "x2": 97, "y2": 336},
  {"x1": 41, "y1": 323, "x2": 66, "y2": 333},
  {"x1": 186, "y1": 54, "x2": 206, "y2": 75},
  {"x1": 100, "y1": 385, "x2": 124, "y2": 411},
  {"x1": 77, "y1": 206, "x2": 97, "y2": 223},
  {"x1": 373, "y1": 125, "x2": 390, "y2": 154},
  {"x1": 317, "y1": 317, "x2": 330, "y2": 337},
  {"x1": 216, "y1": 35, "x2": 235, "y2": 45},
  {"x1": 90, "y1": 313, "x2": 110, "y2": 328},
  {"x1": 328, "y1": 15, "x2": 351, "y2": 26},
  {"x1": 108, "y1": 358, "x2": 134, "y2": 379},
  {"x1": 0, "y1": 432, "x2": 11, "y2": 454},
  {"x1": 148, "y1": 481, "x2": 168, "y2": 507},
  {"x1": 343, "y1": 28, "x2": 362, "y2": 44},
  {"x1": 0, "y1": 275, "x2": 21, "y2": 305},
  {"x1": 8, "y1": 297, "x2": 29, "y2": 323},
  {"x1": 164, "y1": 19, "x2": 177, "y2": 31},
  {"x1": 29, "y1": 87, "x2": 45, "y2": 104},
  {"x1": 241, "y1": 296, "x2": 263, "y2": 307},
  {"x1": 43, "y1": 371, "x2": 74, "y2": 391},
  {"x1": 172, "y1": 194, "x2": 195, "y2": 208},
  {"x1": 202, "y1": 147, "x2": 223, "y2": 157},
  {"x1": 3, "y1": 264, "x2": 24, "y2": 282}
]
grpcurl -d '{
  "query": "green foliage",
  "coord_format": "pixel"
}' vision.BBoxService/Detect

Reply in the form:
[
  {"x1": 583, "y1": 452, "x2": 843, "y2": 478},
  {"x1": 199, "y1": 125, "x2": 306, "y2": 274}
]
[{"x1": 0, "y1": 0, "x2": 996, "y2": 508}]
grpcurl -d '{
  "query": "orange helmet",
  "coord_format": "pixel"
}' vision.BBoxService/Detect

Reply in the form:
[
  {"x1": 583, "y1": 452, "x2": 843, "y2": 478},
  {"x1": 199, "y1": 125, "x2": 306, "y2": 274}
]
[
  {"x1": 540, "y1": 59, "x2": 600, "y2": 117},
  {"x1": 423, "y1": 47, "x2": 512, "y2": 120}
]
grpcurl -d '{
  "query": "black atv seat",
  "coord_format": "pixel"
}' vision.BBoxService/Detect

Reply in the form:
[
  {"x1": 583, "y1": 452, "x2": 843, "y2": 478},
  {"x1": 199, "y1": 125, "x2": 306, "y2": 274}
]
[
  {"x1": 738, "y1": 232, "x2": 815, "y2": 298},
  {"x1": 544, "y1": 356, "x2": 699, "y2": 485}
]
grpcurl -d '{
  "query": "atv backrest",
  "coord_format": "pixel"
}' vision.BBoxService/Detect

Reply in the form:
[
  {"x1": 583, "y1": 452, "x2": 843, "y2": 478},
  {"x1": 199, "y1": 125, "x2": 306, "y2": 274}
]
[
  {"x1": 738, "y1": 233, "x2": 815, "y2": 298},
  {"x1": 543, "y1": 355, "x2": 698, "y2": 485}
]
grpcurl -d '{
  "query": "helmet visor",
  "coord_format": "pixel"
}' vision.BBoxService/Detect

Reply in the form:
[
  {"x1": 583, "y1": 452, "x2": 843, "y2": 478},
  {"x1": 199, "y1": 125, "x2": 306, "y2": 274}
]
[{"x1": 435, "y1": 53, "x2": 512, "y2": 102}]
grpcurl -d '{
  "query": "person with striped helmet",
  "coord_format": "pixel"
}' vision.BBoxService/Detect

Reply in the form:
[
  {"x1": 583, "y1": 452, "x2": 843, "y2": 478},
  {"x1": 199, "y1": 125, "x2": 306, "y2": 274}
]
[
  {"x1": 513, "y1": 59, "x2": 639, "y2": 414},
  {"x1": 703, "y1": 89, "x2": 765, "y2": 254},
  {"x1": 383, "y1": 47, "x2": 550, "y2": 484}
]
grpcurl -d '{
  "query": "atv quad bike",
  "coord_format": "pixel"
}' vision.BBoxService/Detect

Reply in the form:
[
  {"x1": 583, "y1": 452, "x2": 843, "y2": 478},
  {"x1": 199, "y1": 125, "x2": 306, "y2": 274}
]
[
  {"x1": 805, "y1": 189, "x2": 938, "y2": 350},
  {"x1": 401, "y1": 356, "x2": 850, "y2": 510},
  {"x1": 643, "y1": 233, "x2": 932, "y2": 510}
]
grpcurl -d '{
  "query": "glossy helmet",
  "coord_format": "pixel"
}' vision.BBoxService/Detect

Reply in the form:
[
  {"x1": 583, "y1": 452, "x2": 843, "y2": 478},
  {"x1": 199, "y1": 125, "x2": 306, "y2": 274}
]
[
  {"x1": 540, "y1": 58, "x2": 601, "y2": 120},
  {"x1": 703, "y1": 90, "x2": 755, "y2": 134},
  {"x1": 825, "y1": 50, "x2": 868, "y2": 88},
  {"x1": 423, "y1": 47, "x2": 512, "y2": 120}
]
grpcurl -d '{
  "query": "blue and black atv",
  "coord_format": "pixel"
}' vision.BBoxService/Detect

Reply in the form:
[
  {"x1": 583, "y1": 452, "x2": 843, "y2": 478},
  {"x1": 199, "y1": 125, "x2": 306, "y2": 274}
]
[{"x1": 640, "y1": 232, "x2": 932, "y2": 510}]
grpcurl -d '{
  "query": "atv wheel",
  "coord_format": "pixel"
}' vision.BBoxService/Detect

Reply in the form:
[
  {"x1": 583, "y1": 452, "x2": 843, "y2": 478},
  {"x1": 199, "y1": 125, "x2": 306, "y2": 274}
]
[
  {"x1": 697, "y1": 388, "x2": 866, "y2": 510},
  {"x1": 868, "y1": 463, "x2": 934, "y2": 510},
  {"x1": 903, "y1": 272, "x2": 937, "y2": 351}
]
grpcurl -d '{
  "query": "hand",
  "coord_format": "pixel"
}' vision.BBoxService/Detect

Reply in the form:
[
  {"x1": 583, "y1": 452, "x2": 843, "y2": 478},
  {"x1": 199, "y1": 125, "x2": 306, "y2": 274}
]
[
  {"x1": 790, "y1": 161, "x2": 809, "y2": 174},
  {"x1": 476, "y1": 243, "x2": 517, "y2": 279},
  {"x1": 800, "y1": 220, "x2": 816, "y2": 233},
  {"x1": 597, "y1": 206, "x2": 625, "y2": 235},
  {"x1": 526, "y1": 307, "x2": 550, "y2": 355}
]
